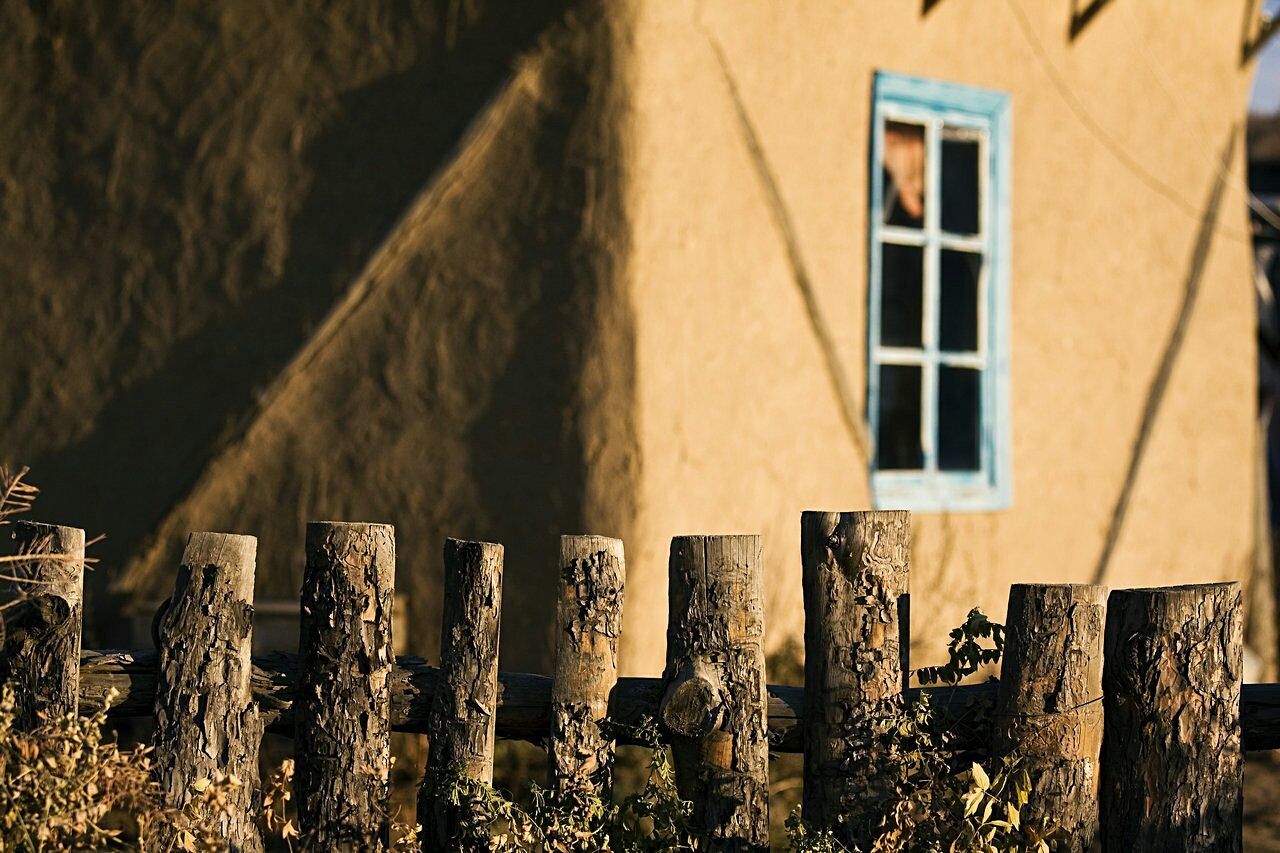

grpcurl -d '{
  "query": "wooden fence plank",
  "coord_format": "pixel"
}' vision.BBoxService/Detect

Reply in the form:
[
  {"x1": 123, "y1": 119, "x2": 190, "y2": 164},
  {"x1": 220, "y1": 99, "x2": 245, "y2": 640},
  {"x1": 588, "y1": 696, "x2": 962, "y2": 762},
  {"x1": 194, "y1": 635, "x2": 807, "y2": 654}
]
[
  {"x1": 153, "y1": 532, "x2": 262, "y2": 852},
  {"x1": 663, "y1": 534, "x2": 769, "y2": 852},
  {"x1": 994, "y1": 583, "x2": 1105, "y2": 850},
  {"x1": 296, "y1": 521, "x2": 396, "y2": 848},
  {"x1": 800, "y1": 510, "x2": 910, "y2": 847},
  {"x1": 549, "y1": 534, "x2": 624, "y2": 796},
  {"x1": 419, "y1": 538, "x2": 503, "y2": 852},
  {"x1": 1, "y1": 521, "x2": 84, "y2": 730},
  {"x1": 1101, "y1": 583, "x2": 1243, "y2": 852}
]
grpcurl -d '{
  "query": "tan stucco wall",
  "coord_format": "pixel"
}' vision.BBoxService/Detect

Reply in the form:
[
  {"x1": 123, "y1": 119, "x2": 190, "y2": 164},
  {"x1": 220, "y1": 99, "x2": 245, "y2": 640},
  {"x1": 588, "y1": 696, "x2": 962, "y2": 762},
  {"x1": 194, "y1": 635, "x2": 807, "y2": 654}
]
[
  {"x1": 620, "y1": 0, "x2": 1259, "y2": 675},
  {"x1": 0, "y1": 0, "x2": 1260, "y2": 681},
  {"x1": 0, "y1": 1, "x2": 639, "y2": 672}
]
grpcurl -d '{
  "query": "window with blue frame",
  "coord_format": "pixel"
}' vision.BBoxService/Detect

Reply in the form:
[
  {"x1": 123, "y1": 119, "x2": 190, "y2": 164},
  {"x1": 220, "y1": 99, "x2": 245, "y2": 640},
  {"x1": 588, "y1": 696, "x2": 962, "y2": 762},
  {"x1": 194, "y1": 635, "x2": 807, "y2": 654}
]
[{"x1": 867, "y1": 72, "x2": 1011, "y2": 511}]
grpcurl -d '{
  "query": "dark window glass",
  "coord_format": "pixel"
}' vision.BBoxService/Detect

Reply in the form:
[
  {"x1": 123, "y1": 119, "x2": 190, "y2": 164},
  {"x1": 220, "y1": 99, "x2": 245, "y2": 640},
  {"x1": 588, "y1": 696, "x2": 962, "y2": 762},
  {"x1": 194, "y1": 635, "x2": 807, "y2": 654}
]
[
  {"x1": 882, "y1": 120, "x2": 926, "y2": 228},
  {"x1": 939, "y1": 250, "x2": 981, "y2": 352},
  {"x1": 941, "y1": 127, "x2": 980, "y2": 235},
  {"x1": 938, "y1": 366, "x2": 981, "y2": 471},
  {"x1": 880, "y1": 242, "x2": 923, "y2": 347},
  {"x1": 877, "y1": 364, "x2": 923, "y2": 470}
]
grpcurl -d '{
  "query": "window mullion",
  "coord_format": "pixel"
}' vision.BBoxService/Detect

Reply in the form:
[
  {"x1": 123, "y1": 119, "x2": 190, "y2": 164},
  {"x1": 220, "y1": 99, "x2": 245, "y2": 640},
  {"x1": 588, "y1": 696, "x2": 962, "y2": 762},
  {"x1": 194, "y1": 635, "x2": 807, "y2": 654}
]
[
  {"x1": 978, "y1": 128, "x2": 994, "y2": 474},
  {"x1": 921, "y1": 117, "x2": 942, "y2": 474}
]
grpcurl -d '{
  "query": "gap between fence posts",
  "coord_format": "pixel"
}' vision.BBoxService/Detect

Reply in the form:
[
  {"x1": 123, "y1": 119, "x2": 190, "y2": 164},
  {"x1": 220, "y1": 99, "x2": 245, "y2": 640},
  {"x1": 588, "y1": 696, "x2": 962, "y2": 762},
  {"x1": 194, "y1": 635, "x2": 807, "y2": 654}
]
[
  {"x1": 153, "y1": 532, "x2": 262, "y2": 852},
  {"x1": 994, "y1": 583, "x2": 1105, "y2": 850},
  {"x1": 1, "y1": 521, "x2": 84, "y2": 731},
  {"x1": 295, "y1": 522, "x2": 396, "y2": 848},
  {"x1": 800, "y1": 509, "x2": 910, "y2": 848},
  {"x1": 663, "y1": 534, "x2": 770, "y2": 852},
  {"x1": 1100, "y1": 582, "x2": 1243, "y2": 852},
  {"x1": 419, "y1": 538, "x2": 503, "y2": 852},
  {"x1": 549, "y1": 534, "x2": 624, "y2": 797}
]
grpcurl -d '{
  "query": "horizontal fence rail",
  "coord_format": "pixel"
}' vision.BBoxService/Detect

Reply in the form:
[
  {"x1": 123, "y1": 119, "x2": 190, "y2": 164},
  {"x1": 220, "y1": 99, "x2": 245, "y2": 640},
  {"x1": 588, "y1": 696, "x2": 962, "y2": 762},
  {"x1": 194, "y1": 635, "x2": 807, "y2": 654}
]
[
  {"x1": 71, "y1": 652, "x2": 1280, "y2": 753},
  {"x1": 4, "y1": 511, "x2": 1270, "y2": 850}
]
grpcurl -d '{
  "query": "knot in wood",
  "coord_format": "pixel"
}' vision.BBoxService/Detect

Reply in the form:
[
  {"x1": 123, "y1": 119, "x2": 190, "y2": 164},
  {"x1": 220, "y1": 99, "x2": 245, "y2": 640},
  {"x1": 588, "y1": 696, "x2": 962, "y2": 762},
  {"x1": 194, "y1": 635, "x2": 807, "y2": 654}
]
[
  {"x1": 660, "y1": 670, "x2": 725, "y2": 738},
  {"x1": 5, "y1": 594, "x2": 71, "y2": 643}
]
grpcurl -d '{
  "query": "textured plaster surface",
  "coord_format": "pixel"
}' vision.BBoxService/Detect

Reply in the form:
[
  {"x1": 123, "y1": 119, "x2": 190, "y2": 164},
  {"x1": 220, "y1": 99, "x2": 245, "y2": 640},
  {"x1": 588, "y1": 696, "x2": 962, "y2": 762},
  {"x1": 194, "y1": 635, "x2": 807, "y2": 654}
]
[{"x1": 621, "y1": 0, "x2": 1257, "y2": 675}]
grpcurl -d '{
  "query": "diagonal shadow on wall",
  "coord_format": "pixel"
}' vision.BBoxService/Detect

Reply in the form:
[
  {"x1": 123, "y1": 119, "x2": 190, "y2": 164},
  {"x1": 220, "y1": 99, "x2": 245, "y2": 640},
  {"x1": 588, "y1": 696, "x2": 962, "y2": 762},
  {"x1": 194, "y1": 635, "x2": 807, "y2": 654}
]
[
  {"x1": 26, "y1": 2, "x2": 574, "y2": 640},
  {"x1": 1091, "y1": 128, "x2": 1239, "y2": 585},
  {"x1": 1069, "y1": 0, "x2": 1115, "y2": 39},
  {"x1": 701, "y1": 28, "x2": 872, "y2": 470}
]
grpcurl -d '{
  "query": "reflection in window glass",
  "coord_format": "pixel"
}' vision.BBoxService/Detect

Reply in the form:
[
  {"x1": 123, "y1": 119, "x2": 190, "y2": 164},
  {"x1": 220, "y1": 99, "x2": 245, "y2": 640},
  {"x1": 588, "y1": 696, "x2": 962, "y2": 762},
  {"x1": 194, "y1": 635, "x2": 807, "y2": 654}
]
[
  {"x1": 939, "y1": 250, "x2": 981, "y2": 352},
  {"x1": 941, "y1": 126, "x2": 981, "y2": 236},
  {"x1": 882, "y1": 120, "x2": 926, "y2": 228},
  {"x1": 877, "y1": 364, "x2": 923, "y2": 470},
  {"x1": 938, "y1": 366, "x2": 981, "y2": 471},
  {"x1": 880, "y1": 243, "x2": 924, "y2": 347}
]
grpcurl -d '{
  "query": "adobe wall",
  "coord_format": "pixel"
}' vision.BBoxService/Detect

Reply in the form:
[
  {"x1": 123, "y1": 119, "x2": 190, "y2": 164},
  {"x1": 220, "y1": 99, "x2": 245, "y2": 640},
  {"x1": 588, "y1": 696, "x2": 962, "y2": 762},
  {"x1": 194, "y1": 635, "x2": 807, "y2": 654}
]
[
  {"x1": 0, "y1": 0, "x2": 1262, "y2": 680},
  {"x1": 0, "y1": 1, "x2": 639, "y2": 671},
  {"x1": 620, "y1": 0, "x2": 1259, "y2": 675}
]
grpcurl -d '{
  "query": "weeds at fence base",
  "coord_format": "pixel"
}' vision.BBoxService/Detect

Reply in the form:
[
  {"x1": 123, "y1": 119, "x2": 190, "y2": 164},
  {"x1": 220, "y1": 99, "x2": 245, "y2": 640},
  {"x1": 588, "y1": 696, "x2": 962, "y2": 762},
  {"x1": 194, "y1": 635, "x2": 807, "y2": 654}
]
[{"x1": 0, "y1": 686, "x2": 236, "y2": 851}]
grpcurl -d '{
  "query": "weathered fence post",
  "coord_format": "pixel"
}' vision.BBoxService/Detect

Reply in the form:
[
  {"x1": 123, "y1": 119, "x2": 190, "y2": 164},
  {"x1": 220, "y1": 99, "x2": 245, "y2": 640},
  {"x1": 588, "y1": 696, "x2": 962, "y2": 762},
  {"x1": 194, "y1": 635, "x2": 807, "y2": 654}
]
[
  {"x1": 662, "y1": 534, "x2": 769, "y2": 851},
  {"x1": 1101, "y1": 583, "x2": 1243, "y2": 852},
  {"x1": 549, "y1": 535, "x2": 624, "y2": 796},
  {"x1": 994, "y1": 583, "x2": 1105, "y2": 850},
  {"x1": 153, "y1": 532, "x2": 262, "y2": 852},
  {"x1": 419, "y1": 538, "x2": 503, "y2": 852},
  {"x1": 800, "y1": 510, "x2": 909, "y2": 847},
  {"x1": 296, "y1": 522, "x2": 396, "y2": 848},
  {"x1": 0, "y1": 521, "x2": 84, "y2": 729}
]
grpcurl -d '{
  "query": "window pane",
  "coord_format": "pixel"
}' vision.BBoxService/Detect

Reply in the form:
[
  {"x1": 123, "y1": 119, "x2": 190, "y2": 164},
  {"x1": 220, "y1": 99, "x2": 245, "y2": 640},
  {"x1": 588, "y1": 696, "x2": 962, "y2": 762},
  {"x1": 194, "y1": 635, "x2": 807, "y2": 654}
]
[
  {"x1": 880, "y1": 242, "x2": 923, "y2": 347},
  {"x1": 938, "y1": 366, "x2": 981, "y2": 471},
  {"x1": 939, "y1": 250, "x2": 981, "y2": 352},
  {"x1": 882, "y1": 120, "x2": 926, "y2": 228},
  {"x1": 877, "y1": 364, "x2": 923, "y2": 470},
  {"x1": 941, "y1": 126, "x2": 981, "y2": 236}
]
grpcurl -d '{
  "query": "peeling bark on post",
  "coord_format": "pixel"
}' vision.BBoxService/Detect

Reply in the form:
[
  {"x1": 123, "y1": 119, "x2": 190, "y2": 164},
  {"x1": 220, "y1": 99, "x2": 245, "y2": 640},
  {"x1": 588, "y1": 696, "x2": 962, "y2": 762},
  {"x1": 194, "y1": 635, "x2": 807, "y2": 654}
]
[
  {"x1": 1, "y1": 522, "x2": 84, "y2": 730},
  {"x1": 296, "y1": 522, "x2": 396, "y2": 849},
  {"x1": 549, "y1": 535, "x2": 624, "y2": 796},
  {"x1": 663, "y1": 534, "x2": 769, "y2": 852},
  {"x1": 419, "y1": 538, "x2": 503, "y2": 853},
  {"x1": 1101, "y1": 583, "x2": 1243, "y2": 852},
  {"x1": 994, "y1": 584, "x2": 1105, "y2": 850},
  {"x1": 153, "y1": 532, "x2": 262, "y2": 853},
  {"x1": 800, "y1": 510, "x2": 909, "y2": 847}
]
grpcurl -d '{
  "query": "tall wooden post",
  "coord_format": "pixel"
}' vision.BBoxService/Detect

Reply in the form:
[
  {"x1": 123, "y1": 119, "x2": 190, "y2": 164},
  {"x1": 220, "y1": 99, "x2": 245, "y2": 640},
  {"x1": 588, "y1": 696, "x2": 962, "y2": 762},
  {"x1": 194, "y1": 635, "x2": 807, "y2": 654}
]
[
  {"x1": 1, "y1": 522, "x2": 84, "y2": 729},
  {"x1": 663, "y1": 534, "x2": 769, "y2": 852},
  {"x1": 153, "y1": 532, "x2": 262, "y2": 852},
  {"x1": 548, "y1": 535, "x2": 624, "y2": 796},
  {"x1": 994, "y1": 583, "x2": 1105, "y2": 850},
  {"x1": 296, "y1": 522, "x2": 396, "y2": 849},
  {"x1": 419, "y1": 538, "x2": 503, "y2": 852},
  {"x1": 800, "y1": 510, "x2": 909, "y2": 847},
  {"x1": 1101, "y1": 583, "x2": 1243, "y2": 852}
]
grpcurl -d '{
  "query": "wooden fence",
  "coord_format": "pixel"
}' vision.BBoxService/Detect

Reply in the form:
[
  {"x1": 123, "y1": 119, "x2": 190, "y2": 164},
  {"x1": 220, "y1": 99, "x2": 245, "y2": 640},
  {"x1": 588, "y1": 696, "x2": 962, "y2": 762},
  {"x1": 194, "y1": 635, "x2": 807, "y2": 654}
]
[{"x1": 4, "y1": 511, "x2": 1279, "y2": 851}]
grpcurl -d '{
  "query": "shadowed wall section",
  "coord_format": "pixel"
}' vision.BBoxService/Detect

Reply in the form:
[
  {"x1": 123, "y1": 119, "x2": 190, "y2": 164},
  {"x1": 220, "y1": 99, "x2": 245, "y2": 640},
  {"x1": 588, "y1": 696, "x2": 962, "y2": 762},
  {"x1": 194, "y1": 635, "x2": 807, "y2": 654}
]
[{"x1": 0, "y1": 0, "x2": 638, "y2": 670}]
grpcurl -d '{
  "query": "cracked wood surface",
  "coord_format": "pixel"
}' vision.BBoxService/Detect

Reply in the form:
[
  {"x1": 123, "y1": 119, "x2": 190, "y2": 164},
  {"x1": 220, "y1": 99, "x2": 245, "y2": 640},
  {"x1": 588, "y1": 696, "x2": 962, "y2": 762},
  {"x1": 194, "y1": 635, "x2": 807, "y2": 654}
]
[
  {"x1": 1101, "y1": 583, "x2": 1243, "y2": 852},
  {"x1": 994, "y1": 583, "x2": 1105, "y2": 850},
  {"x1": 419, "y1": 538, "x2": 503, "y2": 852},
  {"x1": 801, "y1": 510, "x2": 909, "y2": 846},
  {"x1": 1, "y1": 522, "x2": 83, "y2": 730},
  {"x1": 295, "y1": 522, "x2": 396, "y2": 849},
  {"x1": 549, "y1": 535, "x2": 624, "y2": 796},
  {"x1": 153, "y1": 532, "x2": 261, "y2": 852},
  {"x1": 664, "y1": 534, "x2": 769, "y2": 852}
]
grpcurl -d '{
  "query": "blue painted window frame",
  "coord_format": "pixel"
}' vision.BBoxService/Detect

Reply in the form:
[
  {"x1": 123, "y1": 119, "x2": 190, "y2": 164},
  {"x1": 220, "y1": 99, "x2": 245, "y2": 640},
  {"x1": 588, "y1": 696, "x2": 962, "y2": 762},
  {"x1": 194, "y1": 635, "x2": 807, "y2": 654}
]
[{"x1": 867, "y1": 72, "x2": 1012, "y2": 512}]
